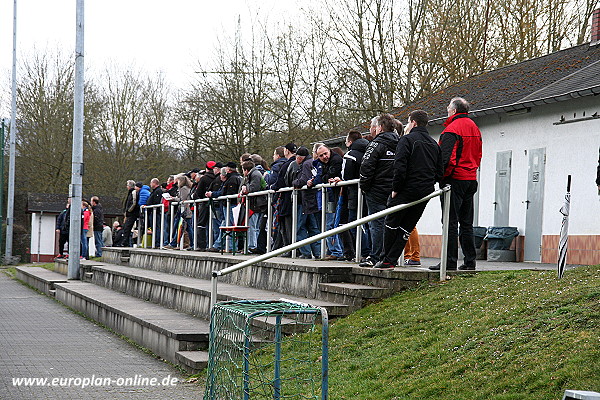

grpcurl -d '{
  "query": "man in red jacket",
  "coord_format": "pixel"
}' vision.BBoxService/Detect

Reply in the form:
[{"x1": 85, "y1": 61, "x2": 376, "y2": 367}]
[{"x1": 430, "y1": 97, "x2": 482, "y2": 271}]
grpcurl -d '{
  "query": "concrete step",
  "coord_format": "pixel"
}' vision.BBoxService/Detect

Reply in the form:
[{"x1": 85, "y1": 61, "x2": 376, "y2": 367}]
[
  {"x1": 87, "y1": 263, "x2": 351, "y2": 320},
  {"x1": 53, "y1": 281, "x2": 210, "y2": 370},
  {"x1": 318, "y1": 282, "x2": 391, "y2": 307},
  {"x1": 16, "y1": 267, "x2": 68, "y2": 295},
  {"x1": 175, "y1": 351, "x2": 209, "y2": 373},
  {"x1": 102, "y1": 247, "x2": 354, "y2": 300}
]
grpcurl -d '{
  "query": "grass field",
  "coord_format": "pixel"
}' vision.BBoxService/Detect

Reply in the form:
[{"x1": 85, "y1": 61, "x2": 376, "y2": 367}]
[{"x1": 297, "y1": 266, "x2": 599, "y2": 399}]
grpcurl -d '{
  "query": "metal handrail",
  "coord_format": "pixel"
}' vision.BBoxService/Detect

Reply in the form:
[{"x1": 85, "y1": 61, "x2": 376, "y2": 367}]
[
  {"x1": 141, "y1": 179, "x2": 361, "y2": 252},
  {"x1": 210, "y1": 186, "x2": 452, "y2": 309}
]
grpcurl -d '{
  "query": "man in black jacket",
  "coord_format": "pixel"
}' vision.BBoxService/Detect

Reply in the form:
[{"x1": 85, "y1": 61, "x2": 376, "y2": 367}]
[
  {"x1": 316, "y1": 144, "x2": 344, "y2": 260},
  {"x1": 91, "y1": 196, "x2": 105, "y2": 257},
  {"x1": 341, "y1": 130, "x2": 371, "y2": 261},
  {"x1": 272, "y1": 143, "x2": 297, "y2": 254},
  {"x1": 358, "y1": 114, "x2": 400, "y2": 267},
  {"x1": 292, "y1": 147, "x2": 321, "y2": 259},
  {"x1": 122, "y1": 180, "x2": 139, "y2": 247},
  {"x1": 375, "y1": 110, "x2": 443, "y2": 268}
]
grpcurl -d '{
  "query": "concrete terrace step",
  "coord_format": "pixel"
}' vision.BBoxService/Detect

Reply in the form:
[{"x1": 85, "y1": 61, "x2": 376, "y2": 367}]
[
  {"x1": 53, "y1": 281, "x2": 210, "y2": 370},
  {"x1": 102, "y1": 247, "x2": 354, "y2": 300},
  {"x1": 318, "y1": 282, "x2": 392, "y2": 307},
  {"x1": 87, "y1": 263, "x2": 351, "y2": 319},
  {"x1": 16, "y1": 267, "x2": 68, "y2": 295},
  {"x1": 175, "y1": 351, "x2": 209, "y2": 372}
]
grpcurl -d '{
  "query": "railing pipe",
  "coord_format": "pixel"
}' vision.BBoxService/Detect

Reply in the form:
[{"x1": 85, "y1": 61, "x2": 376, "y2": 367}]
[
  {"x1": 209, "y1": 187, "x2": 449, "y2": 310},
  {"x1": 320, "y1": 188, "x2": 326, "y2": 259},
  {"x1": 440, "y1": 185, "x2": 452, "y2": 281},
  {"x1": 266, "y1": 192, "x2": 272, "y2": 252},
  {"x1": 160, "y1": 206, "x2": 165, "y2": 249},
  {"x1": 355, "y1": 182, "x2": 363, "y2": 261},
  {"x1": 291, "y1": 189, "x2": 298, "y2": 259}
]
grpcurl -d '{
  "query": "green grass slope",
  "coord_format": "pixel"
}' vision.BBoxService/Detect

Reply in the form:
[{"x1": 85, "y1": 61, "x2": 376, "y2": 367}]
[{"x1": 325, "y1": 266, "x2": 600, "y2": 399}]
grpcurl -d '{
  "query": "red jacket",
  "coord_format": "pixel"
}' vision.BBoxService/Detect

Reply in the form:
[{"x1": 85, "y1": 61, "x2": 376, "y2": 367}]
[{"x1": 439, "y1": 113, "x2": 482, "y2": 180}]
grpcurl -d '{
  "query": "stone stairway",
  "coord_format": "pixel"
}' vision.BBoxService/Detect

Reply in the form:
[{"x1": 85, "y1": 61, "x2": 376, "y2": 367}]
[{"x1": 15, "y1": 247, "x2": 448, "y2": 373}]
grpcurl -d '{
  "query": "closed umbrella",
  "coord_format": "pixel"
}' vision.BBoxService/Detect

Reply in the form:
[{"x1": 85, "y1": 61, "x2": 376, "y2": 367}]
[{"x1": 557, "y1": 175, "x2": 571, "y2": 279}]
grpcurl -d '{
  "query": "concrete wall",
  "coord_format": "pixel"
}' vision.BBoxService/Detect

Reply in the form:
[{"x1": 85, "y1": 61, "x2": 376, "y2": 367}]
[{"x1": 415, "y1": 96, "x2": 600, "y2": 263}]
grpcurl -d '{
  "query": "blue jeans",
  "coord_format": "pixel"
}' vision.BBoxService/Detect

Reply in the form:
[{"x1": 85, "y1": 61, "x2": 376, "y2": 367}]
[
  {"x1": 163, "y1": 212, "x2": 171, "y2": 246},
  {"x1": 297, "y1": 206, "x2": 321, "y2": 257},
  {"x1": 81, "y1": 229, "x2": 89, "y2": 259},
  {"x1": 325, "y1": 213, "x2": 344, "y2": 257},
  {"x1": 365, "y1": 194, "x2": 387, "y2": 262},
  {"x1": 211, "y1": 207, "x2": 224, "y2": 249},
  {"x1": 93, "y1": 230, "x2": 104, "y2": 257},
  {"x1": 247, "y1": 212, "x2": 262, "y2": 249}
]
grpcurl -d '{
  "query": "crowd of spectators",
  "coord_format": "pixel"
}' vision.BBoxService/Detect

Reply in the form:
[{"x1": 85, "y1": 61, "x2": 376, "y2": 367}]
[{"x1": 89, "y1": 97, "x2": 482, "y2": 270}]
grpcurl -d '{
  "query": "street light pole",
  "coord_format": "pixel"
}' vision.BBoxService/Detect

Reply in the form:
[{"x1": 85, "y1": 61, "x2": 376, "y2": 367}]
[
  {"x1": 5, "y1": 0, "x2": 17, "y2": 263},
  {"x1": 67, "y1": 0, "x2": 85, "y2": 279}
]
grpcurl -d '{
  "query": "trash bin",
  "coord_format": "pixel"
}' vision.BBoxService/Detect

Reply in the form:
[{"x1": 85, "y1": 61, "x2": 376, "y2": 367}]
[
  {"x1": 473, "y1": 226, "x2": 487, "y2": 260},
  {"x1": 485, "y1": 227, "x2": 519, "y2": 262}
]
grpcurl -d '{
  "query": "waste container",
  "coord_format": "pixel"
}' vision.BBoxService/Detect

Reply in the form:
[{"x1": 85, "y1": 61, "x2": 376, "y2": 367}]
[
  {"x1": 485, "y1": 227, "x2": 519, "y2": 262},
  {"x1": 473, "y1": 226, "x2": 487, "y2": 260}
]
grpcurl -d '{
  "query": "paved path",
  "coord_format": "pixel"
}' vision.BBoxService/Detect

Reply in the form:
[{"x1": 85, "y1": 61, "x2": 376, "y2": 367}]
[{"x1": 0, "y1": 272, "x2": 203, "y2": 400}]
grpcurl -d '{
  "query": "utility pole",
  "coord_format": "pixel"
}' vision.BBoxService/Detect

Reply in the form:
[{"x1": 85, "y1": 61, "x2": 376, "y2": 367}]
[
  {"x1": 5, "y1": 0, "x2": 17, "y2": 264},
  {"x1": 67, "y1": 0, "x2": 85, "y2": 279},
  {"x1": 0, "y1": 119, "x2": 6, "y2": 253}
]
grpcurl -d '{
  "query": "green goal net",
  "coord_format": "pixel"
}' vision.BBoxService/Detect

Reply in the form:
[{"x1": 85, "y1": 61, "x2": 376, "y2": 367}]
[{"x1": 203, "y1": 300, "x2": 329, "y2": 400}]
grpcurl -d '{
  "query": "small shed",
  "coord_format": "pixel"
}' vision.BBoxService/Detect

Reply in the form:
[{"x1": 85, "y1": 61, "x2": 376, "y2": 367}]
[{"x1": 26, "y1": 193, "x2": 123, "y2": 262}]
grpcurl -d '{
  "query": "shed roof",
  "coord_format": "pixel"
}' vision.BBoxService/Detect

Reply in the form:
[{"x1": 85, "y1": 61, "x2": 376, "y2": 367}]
[
  {"x1": 328, "y1": 43, "x2": 600, "y2": 143},
  {"x1": 26, "y1": 193, "x2": 123, "y2": 217}
]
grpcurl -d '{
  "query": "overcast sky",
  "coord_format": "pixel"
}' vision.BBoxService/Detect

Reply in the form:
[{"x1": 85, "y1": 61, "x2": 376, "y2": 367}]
[{"x1": 0, "y1": 0, "x2": 307, "y2": 92}]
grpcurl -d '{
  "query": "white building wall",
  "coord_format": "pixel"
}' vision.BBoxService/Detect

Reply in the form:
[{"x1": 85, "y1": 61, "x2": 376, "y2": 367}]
[
  {"x1": 30, "y1": 213, "x2": 57, "y2": 258},
  {"x1": 416, "y1": 96, "x2": 600, "y2": 237}
]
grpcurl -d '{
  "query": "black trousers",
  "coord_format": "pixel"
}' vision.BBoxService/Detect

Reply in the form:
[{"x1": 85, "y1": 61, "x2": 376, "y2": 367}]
[
  {"x1": 122, "y1": 215, "x2": 137, "y2": 247},
  {"x1": 381, "y1": 196, "x2": 428, "y2": 265},
  {"x1": 440, "y1": 179, "x2": 478, "y2": 268},
  {"x1": 58, "y1": 233, "x2": 69, "y2": 256}
]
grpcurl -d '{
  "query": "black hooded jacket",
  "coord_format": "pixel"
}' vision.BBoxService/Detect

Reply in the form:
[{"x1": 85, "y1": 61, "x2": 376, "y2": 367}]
[
  {"x1": 359, "y1": 131, "x2": 400, "y2": 203},
  {"x1": 343, "y1": 138, "x2": 369, "y2": 209},
  {"x1": 392, "y1": 126, "x2": 443, "y2": 201}
]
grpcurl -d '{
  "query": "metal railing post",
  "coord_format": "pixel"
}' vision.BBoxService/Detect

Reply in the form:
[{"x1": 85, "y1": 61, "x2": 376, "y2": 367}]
[
  {"x1": 225, "y1": 199, "x2": 231, "y2": 253},
  {"x1": 208, "y1": 199, "x2": 214, "y2": 249},
  {"x1": 320, "y1": 188, "x2": 326, "y2": 259},
  {"x1": 266, "y1": 192, "x2": 272, "y2": 253},
  {"x1": 143, "y1": 207, "x2": 148, "y2": 248},
  {"x1": 210, "y1": 273, "x2": 218, "y2": 310},
  {"x1": 152, "y1": 207, "x2": 157, "y2": 249},
  {"x1": 192, "y1": 200, "x2": 198, "y2": 250},
  {"x1": 169, "y1": 203, "x2": 175, "y2": 244},
  {"x1": 160, "y1": 206, "x2": 165, "y2": 249},
  {"x1": 244, "y1": 194, "x2": 249, "y2": 254},
  {"x1": 291, "y1": 189, "x2": 298, "y2": 259},
  {"x1": 355, "y1": 182, "x2": 363, "y2": 261},
  {"x1": 440, "y1": 186, "x2": 452, "y2": 281}
]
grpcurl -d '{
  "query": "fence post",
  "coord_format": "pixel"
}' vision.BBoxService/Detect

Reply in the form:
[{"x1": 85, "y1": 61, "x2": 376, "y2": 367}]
[
  {"x1": 266, "y1": 192, "x2": 272, "y2": 253},
  {"x1": 292, "y1": 189, "x2": 298, "y2": 259},
  {"x1": 160, "y1": 206, "x2": 165, "y2": 249},
  {"x1": 244, "y1": 194, "x2": 250, "y2": 254},
  {"x1": 192, "y1": 200, "x2": 198, "y2": 250},
  {"x1": 152, "y1": 207, "x2": 157, "y2": 249},
  {"x1": 440, "y1": 186, "x2": 451, "y2": 281},
  {"x1": 208, "y1": 200, "x2": 214, "y2": 249},
  {"x1": 225, "y1": 198, "x2": 231, "y2": 253},
  {"x1": 169, "y1": 203, "x2": 175, "y2": 244},
  {"x1": 143, "y1": 207, "x2": 148, "y2": 248}
]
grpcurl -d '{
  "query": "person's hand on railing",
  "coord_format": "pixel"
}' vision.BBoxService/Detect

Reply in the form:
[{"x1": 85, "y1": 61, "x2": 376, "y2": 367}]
[
  {"x1": 307, "y1": 178, "x2": 314, "y2": 188},
  {"x1": 240, "y1": 185, "x2": 249, "y2": 195},
  {"x1": 329, "y1": 177, "x2": 341, "y2": 185},
  {"x1": 206, "y1": 191, "x2": 212, "y2": 198},
  {"x1": 391, "y1": 191, "x2": 397, "y2": 198}
]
